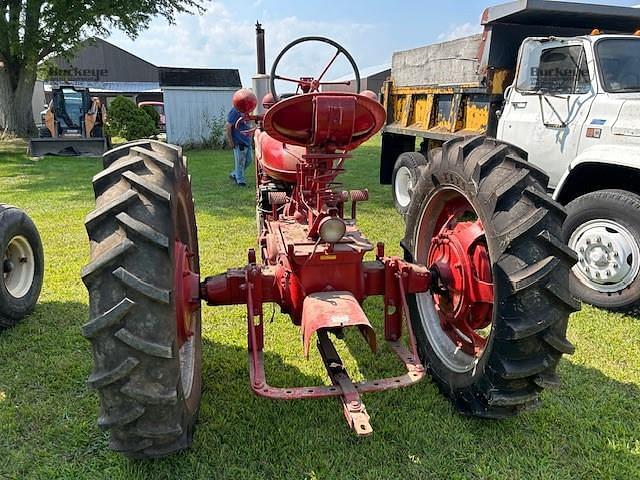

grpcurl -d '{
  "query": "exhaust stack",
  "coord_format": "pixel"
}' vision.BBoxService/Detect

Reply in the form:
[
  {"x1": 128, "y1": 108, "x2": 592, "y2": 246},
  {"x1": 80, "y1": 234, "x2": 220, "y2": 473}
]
[
  {"x1": 252, "y1": 21, "x2": 270, "y2": 115},
  {"x1": 256, "y1": 22, "x2": 266, "y2": 75}
]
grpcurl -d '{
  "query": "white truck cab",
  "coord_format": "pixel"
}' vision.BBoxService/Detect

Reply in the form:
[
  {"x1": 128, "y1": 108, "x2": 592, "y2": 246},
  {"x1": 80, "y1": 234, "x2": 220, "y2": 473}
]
[{"x1": 499, "y1": 34, "x2": 640, "y2": 313}]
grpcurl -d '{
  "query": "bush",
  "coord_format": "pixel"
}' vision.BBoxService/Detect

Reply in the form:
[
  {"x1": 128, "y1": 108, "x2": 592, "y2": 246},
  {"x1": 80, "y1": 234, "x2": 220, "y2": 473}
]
[
  {"x1": 106, "y1": 96, "x2": 157, "y2": 140},
  {"x1": 208, "y1": 109, "x2": 228, "y2": 150},
  {"x1": 141, "y1": 105, "x2": 161, "y2": 127}
]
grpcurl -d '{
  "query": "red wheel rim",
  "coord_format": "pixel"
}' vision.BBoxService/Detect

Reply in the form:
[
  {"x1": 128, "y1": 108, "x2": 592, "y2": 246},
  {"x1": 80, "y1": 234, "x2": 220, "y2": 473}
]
[
  {"x1": 174, "y1": 241, "x2": 200, "y2": 347},
  {"x1": 426, "y1": 192, "x2": 494, "y2": 358}
]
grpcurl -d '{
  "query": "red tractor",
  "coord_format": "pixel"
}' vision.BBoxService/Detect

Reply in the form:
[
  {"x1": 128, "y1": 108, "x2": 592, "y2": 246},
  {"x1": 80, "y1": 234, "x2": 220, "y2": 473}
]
[{"x1": 82, "y1": 37, "x2": 578, "y2": 458}]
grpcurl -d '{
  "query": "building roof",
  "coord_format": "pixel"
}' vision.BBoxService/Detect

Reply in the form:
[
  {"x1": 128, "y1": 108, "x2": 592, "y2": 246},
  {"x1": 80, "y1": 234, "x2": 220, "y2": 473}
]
[
  {"x1": 328, "y1": 64, "x2": 391, "y2": 83},
  {"x1": 159, "y1": 67, "x2": 242, "y2": 88},
  {"x1": 47, "y1": 37, "x2": 159, "y2": 83},
  {"x1": 44, "y1": 81, "x2": 160, "y2": 94}
]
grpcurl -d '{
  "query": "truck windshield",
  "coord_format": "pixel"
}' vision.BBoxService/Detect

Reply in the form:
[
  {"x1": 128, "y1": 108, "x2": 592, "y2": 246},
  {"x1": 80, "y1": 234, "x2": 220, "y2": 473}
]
[{"x1": 596, "y1": 39, "x2": 640, "y2": 93}]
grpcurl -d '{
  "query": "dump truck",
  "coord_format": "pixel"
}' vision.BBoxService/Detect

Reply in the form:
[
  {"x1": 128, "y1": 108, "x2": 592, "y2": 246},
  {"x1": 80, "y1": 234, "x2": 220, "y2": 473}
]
[
  {"x1": 380, "y1": 0, "x2": 640, "y2": 314},
  {"x1": 28, "y1": 86, "x2": 109, "y2": 157}
]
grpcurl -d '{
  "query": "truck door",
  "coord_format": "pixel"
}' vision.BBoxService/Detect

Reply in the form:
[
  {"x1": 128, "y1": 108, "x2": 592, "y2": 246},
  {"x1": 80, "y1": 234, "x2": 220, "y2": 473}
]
[{"x1": 497, "y1": 39, "x2": 595, "y2": 188}]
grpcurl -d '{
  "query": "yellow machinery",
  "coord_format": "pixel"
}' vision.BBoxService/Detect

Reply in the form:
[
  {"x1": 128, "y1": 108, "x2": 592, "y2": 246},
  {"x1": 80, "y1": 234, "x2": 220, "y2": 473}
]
[{"x1": 28, "y1": 86, "x2": 109, "y2": 157}]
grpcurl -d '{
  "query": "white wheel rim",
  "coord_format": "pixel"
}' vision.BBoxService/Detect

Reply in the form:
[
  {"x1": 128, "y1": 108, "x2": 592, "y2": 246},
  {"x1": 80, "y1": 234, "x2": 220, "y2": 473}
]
[
  {"x1": 2, "y1": 235, "x2": 36, "y2": 299},
  {"x1": 394, "y1": 166, "x2": 414, "y2": 208},
  {"x1": 568, "y1": 219, "x2": 640, "y2": 293}
]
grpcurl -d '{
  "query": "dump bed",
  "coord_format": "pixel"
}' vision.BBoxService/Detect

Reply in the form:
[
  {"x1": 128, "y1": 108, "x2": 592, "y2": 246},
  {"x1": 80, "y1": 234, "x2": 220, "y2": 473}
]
[{"x1": 391, "y1": 35, "x2": 484, "y2": 88}]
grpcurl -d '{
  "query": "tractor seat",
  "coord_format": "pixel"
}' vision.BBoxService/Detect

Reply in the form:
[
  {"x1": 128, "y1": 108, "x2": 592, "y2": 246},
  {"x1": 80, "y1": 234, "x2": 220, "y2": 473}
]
[{"x1": 262, "y1": 92, "x2": 386, "y2": 152}]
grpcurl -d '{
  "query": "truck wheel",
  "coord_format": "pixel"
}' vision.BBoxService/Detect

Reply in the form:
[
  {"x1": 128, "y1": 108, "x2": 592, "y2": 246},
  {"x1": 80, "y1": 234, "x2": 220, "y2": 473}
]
[
  {"x1": 392, "y1": 151, "x2": 427, "y2": 216},
  {"x1": 81, "y1": 140, "x2": 202, "y2": 458},
  {"x1": 402, "y1": 136, "x2": 579, "y2": 418},
  {"x1": 0, "y1": 205, "x2": 44, "y2": 328},
  {"x1": 563, "y1": 189, "x2": 640, "y2": 315}
]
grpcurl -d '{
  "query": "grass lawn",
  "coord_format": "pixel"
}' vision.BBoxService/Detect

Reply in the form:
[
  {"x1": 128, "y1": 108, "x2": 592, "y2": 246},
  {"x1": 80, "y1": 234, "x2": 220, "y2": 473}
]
[{"x1": 0, "y1": 137, "x2": 639, "y2": 480}]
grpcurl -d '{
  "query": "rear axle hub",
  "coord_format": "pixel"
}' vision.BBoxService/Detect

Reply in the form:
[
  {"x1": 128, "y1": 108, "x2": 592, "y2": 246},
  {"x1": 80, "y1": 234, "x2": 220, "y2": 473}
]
[
  {"x1": 174, "y1": 241, "x2": 201, "y2": 345},
  {"x1": 427, "y1": 196, "x2": 494, "y2": 357}
]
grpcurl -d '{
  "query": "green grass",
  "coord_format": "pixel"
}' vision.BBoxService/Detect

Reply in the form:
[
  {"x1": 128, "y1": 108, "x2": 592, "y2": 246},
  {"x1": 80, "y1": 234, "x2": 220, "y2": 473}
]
[{"x1": 0, "y1": 138, "x2": 639, "y2": 480}]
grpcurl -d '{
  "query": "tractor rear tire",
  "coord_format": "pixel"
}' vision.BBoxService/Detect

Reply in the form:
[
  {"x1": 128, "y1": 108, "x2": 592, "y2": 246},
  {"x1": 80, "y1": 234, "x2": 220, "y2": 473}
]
[
  {"x1": 0, "y1": 205, "x2": 44, "y2": 328},
  {"x1": 392, "y1": 151, "x2": 428, "y2": 217},
  {"x1": 402, "y1": 136, "x2": 579, "y2": 418},
  {"x1": 82, "y1": 140, "x2": 202, "y2": 458}
]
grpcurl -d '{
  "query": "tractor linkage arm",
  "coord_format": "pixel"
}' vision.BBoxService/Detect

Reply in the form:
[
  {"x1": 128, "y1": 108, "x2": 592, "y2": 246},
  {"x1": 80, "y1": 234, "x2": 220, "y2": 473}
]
[{"x1": 199, "y1": 244, "x2": 433, "y2": 436}]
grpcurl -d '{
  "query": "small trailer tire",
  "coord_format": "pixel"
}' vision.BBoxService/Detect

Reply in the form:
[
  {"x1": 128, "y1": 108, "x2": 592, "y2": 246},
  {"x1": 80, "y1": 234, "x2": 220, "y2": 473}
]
[{"x1": 0, "y1": 205, "x2": 44, "y2": 328}]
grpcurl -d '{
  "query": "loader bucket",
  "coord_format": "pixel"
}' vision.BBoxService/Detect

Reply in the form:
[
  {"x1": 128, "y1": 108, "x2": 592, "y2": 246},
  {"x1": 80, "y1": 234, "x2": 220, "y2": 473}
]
[{"x1": 28, "y1": 138, "x2": 108, "y2": 157}]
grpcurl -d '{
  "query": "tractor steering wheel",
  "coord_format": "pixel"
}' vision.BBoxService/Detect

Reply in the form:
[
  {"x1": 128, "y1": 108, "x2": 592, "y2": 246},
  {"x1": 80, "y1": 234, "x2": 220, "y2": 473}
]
[{"x1": 269, "y1": 36, "x2": 361, "y2": 101}]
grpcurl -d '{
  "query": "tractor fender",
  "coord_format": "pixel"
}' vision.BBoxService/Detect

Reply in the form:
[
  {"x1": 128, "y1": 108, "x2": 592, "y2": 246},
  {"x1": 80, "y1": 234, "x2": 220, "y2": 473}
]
[{"x1": 553, "y1": 144, "x2": 640, "y2": 201}]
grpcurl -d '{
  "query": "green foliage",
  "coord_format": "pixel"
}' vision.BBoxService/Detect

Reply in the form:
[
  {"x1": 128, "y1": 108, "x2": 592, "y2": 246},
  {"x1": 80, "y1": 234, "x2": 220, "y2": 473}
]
[
  {"x1": 206, "y1": 108, "x2": 228, "y2": 150},
  {"x1": 106, "y1": 96, "x2": 157, "y2": 140},
  {"x1": 141, "y1": 105, "x2": 161, "y2": 127},
  {"x1": 0, "y1": 2, "x2": 203, "y2": 67}
]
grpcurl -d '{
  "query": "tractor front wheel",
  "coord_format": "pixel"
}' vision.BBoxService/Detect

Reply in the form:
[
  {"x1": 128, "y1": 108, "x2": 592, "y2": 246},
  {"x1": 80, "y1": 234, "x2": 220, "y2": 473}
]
[
  {"x1": 403, "y1": 136, "x2": 579, "y2": 417},
  {"x1": 82, "y1": 140, "x2": 202, "y2": 457}
]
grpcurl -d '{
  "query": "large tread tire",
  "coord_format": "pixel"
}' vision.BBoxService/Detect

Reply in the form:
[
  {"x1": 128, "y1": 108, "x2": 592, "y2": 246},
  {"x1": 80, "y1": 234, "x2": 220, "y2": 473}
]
[
  {"x1": 0, "y1": 205, "x2": 44, "y2": 328},
  {"x1": 562, "y1": 189, "x2": 640, "y2": 316},
  {"x1": 392, "y1": 151, "x2": 428, "y2": 217},
  {"x1": 81, "y1": 140, "x2": 202, "y2": 458},
  {"x1": 402, "y1": 136, "x2": 579, "y2": 418}
]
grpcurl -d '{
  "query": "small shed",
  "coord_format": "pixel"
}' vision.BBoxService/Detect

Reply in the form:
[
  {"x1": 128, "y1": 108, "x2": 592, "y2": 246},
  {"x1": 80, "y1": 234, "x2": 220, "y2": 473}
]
[{"x1": 160, "y1": 67, "x2": 242, "y2": 146}]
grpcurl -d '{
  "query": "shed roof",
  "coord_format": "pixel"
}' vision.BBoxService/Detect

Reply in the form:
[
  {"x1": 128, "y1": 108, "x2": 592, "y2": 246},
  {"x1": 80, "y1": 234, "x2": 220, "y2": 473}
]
[{"x1": 159, "y1": 67, "x2": 242, "y2": 88}]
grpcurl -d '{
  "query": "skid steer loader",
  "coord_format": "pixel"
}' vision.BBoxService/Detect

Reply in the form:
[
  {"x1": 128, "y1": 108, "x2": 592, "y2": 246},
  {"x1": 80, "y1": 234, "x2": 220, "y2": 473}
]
[{"x1": 28, "y1": 86, "x2": 109, "y2": 157}]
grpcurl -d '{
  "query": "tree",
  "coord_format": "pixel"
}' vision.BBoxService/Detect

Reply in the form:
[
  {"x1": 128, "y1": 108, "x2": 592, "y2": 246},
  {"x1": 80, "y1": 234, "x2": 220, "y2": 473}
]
[{"x1": 0, "y1": 0, "x2": 201, "y2": 136}]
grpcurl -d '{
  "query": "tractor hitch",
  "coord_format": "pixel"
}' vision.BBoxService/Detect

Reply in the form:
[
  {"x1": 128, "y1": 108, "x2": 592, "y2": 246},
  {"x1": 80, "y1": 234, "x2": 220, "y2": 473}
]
[{"x1": 199, "y1": 251, "x2": 431, "y2": 436}]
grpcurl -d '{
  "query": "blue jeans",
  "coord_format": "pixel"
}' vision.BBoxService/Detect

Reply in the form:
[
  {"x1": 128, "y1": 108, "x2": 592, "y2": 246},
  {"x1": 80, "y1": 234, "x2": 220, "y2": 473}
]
[{"x1": 231, "y1": 144, "x2": 253, "y2": 184}]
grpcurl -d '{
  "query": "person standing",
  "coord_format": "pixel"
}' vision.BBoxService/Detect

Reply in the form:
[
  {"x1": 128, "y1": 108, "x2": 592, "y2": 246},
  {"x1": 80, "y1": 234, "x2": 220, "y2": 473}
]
[{"x1": 225, "y1": 106, "x2": 253, "y2": 186}]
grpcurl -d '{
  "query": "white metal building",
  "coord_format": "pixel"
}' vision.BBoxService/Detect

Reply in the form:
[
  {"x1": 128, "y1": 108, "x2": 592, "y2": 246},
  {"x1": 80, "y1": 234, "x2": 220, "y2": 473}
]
[{"x1": 160, "y1": 67, "x2": 241, "y2": 146}]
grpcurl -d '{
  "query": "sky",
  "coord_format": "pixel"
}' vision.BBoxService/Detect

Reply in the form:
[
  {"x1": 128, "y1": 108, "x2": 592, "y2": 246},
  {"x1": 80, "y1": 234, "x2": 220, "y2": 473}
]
[{"x1": 107, "y1": 0, "x2": 640, "y2": 87}]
